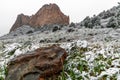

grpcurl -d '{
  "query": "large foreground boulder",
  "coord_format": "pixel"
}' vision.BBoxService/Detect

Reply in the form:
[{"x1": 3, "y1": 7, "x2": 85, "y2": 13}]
[
  {"x1": 10, "y1": 3, "x2": 69, "y2": 32},
  {"x1": 5, "y1": 45, "x2": 67, "y2": 80}
]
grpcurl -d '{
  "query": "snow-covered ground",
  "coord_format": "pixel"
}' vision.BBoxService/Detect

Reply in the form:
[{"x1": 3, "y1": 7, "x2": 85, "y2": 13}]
[
  {"x1": 0, "y1": 27, "x2": 120, "y2": 79},
  {"x1": 0, "y1": 27, "x2": 120, "y2": 43}
]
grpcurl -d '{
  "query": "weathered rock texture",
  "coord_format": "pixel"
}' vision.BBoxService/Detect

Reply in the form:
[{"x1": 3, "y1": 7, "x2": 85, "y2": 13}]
[
  {"x1": 10, "y1": 3, "x2": 69, "y2": 32},
  {"x1": 5, "y1": 45, "x2": 67, "y2": 80},
  {"x1": 10, "y1": 14, "x2": 30, "y2": 32}
]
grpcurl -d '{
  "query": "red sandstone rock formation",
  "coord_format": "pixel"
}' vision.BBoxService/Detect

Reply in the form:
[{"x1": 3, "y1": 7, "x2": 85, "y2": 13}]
[
  {"x1": 10, "y1": 14, "x2": 30, "y2": 32},
  {"x1": 29, "y1": 4, "x2": 69, "y2": 27},
  {"x1": 10, "y1": 3, "x2": 69, "y2": 32},
  {"x1": 6, "y1": 45, "x2": 67, "y2": 80}
]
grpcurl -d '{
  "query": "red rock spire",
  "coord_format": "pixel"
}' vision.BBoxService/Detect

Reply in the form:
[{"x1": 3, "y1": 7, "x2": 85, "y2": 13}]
[{"x1": 10, "y1": 3, "x2": 69, "y2": 32}]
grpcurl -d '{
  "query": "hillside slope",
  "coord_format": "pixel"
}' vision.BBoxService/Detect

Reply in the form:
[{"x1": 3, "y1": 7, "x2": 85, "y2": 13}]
[
  {"x1": 79, "y1": 4, "x2": 120, "y2": 29},
  {"x1": 0, "y1": 3, "x2": 120, "y2": 80}
]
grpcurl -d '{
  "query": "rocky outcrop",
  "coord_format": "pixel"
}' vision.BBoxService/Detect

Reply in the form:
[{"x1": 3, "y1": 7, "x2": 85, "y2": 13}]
[
  {"x1": 10, "y1": 3, "x2": 69, "y2": 32},
  {"x1": 10, "y1": 14, "x2": 30, "y2": 32},
  {"x1": 5, "y1": 45, "x2": 67, "y2": 80},
  {"x1": 29, "y1": 4, "x2": 69, "y2": 27}
]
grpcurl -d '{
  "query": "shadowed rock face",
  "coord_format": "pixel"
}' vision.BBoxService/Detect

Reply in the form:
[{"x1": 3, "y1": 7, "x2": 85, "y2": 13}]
[
  {"x1": 10, "y1": 14, "x2": 30, "y2": 32},
  {"x1": 5, "y1": 45, "x2": 67, "y2": 80},
  {"x1": 10, "y1": 3, "x2": 69, "y2": 32}
]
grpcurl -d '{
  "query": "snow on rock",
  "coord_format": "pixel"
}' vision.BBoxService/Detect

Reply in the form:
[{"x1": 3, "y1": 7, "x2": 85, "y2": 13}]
[
  {"x1": 3, "y1": 43, "x2": 21, "y2": 55},
  {"x1": 76, "y1": 40, "x2": 88, "y2": 48},
  {"x1": 14, "y1": 48, "x2": 23, "y2": 56},
  {"x1": 84, "y1": 51, "x2": 95, "y2": 62}
]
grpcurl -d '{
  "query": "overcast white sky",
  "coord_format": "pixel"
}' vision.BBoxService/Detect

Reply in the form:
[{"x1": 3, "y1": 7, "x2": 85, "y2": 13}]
[{"x1": 0, "y1": 0, "x2": 119, "y2": 36}]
